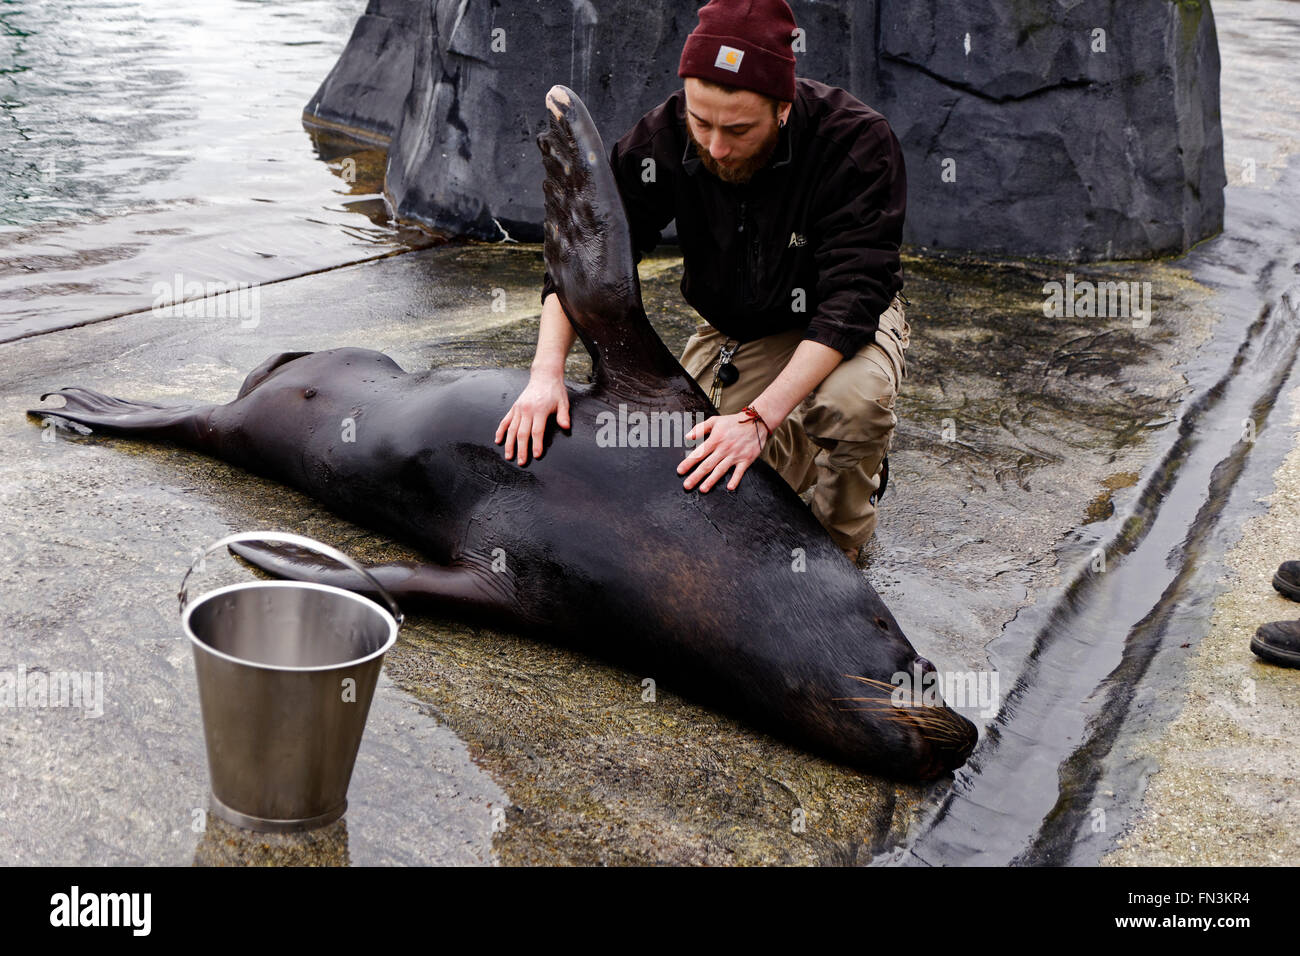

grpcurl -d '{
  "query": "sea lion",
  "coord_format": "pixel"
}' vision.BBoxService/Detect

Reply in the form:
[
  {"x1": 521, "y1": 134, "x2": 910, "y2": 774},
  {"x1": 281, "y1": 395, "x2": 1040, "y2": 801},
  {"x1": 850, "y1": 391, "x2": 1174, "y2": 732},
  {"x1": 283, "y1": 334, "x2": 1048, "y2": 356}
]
[{"x1": 28, "y1": 85, "x2": 976, "y2": 782}]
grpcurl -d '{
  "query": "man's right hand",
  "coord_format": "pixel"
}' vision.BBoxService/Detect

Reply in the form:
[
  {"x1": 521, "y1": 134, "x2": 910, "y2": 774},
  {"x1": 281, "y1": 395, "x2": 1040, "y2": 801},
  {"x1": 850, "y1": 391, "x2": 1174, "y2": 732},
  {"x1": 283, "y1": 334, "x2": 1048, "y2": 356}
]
[{"x1": 495, "y1": 373, "x2": 571, "y2": 466}]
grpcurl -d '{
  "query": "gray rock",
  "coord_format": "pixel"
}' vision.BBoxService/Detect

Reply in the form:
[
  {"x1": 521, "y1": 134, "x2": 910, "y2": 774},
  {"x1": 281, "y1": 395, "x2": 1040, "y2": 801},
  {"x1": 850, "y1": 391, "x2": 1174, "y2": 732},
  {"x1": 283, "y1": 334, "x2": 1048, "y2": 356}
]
[
  {"x1": 875, "y1": 0, "x2": 1226, "y2": 259},
  {"x1": 303, "y1": 0, "x2": 422, "y2": 146},
  {"x1": 305, "y1": 0, "x2": 1225, "y2": 260}
]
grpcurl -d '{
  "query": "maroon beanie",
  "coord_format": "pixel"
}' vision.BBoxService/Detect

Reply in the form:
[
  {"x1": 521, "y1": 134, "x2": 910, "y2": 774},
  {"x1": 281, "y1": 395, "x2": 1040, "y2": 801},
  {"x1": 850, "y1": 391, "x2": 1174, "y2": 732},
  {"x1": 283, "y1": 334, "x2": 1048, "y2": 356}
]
[{"x1": 678, "y1": 0, "x2": 798, "y2": 103}]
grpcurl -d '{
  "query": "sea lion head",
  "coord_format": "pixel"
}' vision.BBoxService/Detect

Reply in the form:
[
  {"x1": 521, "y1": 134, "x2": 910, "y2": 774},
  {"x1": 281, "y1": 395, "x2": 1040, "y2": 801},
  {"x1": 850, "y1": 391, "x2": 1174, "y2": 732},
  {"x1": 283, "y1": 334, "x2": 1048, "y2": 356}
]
[{"x1": 829, "y1": 601, "x2": 980, "y2": 781}]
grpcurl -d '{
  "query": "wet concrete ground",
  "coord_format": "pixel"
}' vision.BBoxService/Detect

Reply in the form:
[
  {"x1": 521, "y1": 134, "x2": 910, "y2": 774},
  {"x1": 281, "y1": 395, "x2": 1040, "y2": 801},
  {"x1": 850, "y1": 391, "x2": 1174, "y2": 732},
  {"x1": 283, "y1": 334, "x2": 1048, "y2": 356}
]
[
  {"x1": 1105, "y1": 380, "x2": 1300, "y2": 867},
  {"x1": 891, "y1": 177, "x2": 1300, "y2": 866},
  {"x1": 0, "y1": 239, "x2": 1217, "y2": 865}
]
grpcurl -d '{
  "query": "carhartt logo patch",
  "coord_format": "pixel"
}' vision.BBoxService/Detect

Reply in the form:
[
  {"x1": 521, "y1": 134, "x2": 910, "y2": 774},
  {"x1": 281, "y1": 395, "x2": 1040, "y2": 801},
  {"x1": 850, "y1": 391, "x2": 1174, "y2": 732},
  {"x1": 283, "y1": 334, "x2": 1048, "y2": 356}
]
[
  {"x1": 789, "y1": 232, "x2": 807, "y2": 247},
  {"x1": 714, "y1": 45, "x2": 744, "y2": 72}
]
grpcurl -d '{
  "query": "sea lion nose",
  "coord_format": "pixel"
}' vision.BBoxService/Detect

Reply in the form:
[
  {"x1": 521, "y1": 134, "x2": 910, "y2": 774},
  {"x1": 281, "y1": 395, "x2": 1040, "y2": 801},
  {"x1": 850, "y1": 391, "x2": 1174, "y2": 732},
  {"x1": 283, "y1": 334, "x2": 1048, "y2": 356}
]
[{"x1": 915, "y1": 656, "x2": 936, "y2": 675}]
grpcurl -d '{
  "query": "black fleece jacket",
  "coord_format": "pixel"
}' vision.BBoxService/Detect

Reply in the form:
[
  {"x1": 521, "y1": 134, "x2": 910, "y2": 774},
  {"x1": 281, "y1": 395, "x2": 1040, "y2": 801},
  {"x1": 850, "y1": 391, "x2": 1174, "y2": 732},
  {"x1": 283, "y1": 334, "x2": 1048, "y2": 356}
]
[{"x1": 542, "y1": 76, "x2": 907, "y2": 358}]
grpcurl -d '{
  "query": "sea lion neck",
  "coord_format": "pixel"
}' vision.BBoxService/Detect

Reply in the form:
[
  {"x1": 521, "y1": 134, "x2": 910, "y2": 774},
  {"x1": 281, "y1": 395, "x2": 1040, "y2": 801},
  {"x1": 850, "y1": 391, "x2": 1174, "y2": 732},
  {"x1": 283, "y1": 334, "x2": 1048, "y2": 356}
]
[{"x1": 540, "y1": 84, "x2": 716, "y2": 415}]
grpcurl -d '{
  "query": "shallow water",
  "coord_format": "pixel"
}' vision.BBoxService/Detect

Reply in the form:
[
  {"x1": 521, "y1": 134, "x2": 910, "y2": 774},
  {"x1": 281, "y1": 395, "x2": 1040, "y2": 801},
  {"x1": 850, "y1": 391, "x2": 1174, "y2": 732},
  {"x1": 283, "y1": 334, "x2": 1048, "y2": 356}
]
[{"x1": 0, "y1": 0, "x2": 431, "y2": 341}]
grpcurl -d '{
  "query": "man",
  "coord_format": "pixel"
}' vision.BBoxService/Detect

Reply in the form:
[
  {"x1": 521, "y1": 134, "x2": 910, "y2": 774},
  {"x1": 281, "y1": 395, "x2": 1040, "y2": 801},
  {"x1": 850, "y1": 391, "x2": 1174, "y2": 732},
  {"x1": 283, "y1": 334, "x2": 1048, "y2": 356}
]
[{"x1": 496, "y1": 0, "x2": 909, "y2": 564}]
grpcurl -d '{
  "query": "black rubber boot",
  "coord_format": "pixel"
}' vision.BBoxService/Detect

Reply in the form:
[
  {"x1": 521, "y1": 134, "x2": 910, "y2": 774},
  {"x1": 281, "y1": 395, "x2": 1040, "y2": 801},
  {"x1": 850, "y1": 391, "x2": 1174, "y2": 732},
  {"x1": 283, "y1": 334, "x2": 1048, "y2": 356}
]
[
  {"x1": 1251, "y1": 619, "x2": 1300, "y2": 668},
  {"x1": 1272, "y1": 561, "x2": 1300, "y2": 602}
]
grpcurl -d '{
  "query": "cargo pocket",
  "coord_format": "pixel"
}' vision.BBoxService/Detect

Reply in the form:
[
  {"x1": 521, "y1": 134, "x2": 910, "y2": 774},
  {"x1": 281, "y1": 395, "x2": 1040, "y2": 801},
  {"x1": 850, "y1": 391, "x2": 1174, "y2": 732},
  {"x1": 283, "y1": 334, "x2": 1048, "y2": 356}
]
[
  {"x1": 876, "y1": 297, "x2": 909, "y2": 384},
  {"x1": 679, "y1": 322, "x2": 725, "y2": 382}
]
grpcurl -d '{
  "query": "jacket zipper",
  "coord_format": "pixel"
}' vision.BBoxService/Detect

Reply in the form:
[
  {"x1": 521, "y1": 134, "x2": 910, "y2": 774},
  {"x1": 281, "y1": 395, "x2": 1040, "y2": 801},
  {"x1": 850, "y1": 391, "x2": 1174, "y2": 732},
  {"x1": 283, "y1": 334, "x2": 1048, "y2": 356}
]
[{"x1": 737, "y1": 199, "x2": 754, "y2": 305}]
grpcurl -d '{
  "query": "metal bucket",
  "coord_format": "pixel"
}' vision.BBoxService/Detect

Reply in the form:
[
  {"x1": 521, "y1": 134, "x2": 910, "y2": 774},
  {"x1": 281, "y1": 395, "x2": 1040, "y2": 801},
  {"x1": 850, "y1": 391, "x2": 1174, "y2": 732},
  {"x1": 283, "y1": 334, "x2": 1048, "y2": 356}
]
[{"x1": 179, "y1": 532, "x2": 403, "y2": 833}]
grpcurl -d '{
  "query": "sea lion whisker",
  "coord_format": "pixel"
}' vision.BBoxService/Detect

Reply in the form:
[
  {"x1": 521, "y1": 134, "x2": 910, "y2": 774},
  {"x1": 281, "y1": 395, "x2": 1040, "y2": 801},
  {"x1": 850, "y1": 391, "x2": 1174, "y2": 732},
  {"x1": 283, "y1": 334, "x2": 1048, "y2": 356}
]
[{"x1": 843, "y1": 674, "x2": 900, "y2": 690}]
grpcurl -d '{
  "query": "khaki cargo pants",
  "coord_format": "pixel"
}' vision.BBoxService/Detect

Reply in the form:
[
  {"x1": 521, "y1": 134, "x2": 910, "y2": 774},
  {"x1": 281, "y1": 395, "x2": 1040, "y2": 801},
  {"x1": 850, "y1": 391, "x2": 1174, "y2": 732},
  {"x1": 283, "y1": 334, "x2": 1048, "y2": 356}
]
[{"x1": 679, "y1": 294, "x2": 910, "y2": 553}]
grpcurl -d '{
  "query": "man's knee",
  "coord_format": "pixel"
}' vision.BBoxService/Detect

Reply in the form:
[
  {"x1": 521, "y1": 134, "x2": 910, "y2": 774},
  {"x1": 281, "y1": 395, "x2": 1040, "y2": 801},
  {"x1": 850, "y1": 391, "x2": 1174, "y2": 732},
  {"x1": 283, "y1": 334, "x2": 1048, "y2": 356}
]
[{"x1": 798, "y1": 363, "x2": 897, "y2": 445}]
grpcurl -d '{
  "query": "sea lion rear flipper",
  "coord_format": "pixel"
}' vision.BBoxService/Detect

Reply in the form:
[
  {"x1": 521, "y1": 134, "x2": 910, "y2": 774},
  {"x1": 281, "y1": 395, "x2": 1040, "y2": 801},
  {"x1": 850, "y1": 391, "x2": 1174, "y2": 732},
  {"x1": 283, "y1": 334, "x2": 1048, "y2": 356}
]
[
  {"x1": 228, "y1": 541, "x2": 519, "y2": 624},
  {"x1": 27, "y1": 387, "x2": 210, "y2": 444},
  {"x1": 538, "y1": 85, "x2": 712, "y2": 410}
]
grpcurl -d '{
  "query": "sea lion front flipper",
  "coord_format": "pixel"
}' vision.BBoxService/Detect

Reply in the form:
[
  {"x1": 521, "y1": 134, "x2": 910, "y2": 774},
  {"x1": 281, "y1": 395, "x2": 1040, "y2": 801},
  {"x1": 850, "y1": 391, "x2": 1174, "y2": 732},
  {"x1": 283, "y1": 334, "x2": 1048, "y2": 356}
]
[
  {"x1": 236, "y1": 351, "x2": 314, "y2": 399},
  {"x1": 538, "y1": 85, "x2": 713, "y2": 410},
  {"x1": 227, "y1": 541, "x2": 519, "y2": 625}
]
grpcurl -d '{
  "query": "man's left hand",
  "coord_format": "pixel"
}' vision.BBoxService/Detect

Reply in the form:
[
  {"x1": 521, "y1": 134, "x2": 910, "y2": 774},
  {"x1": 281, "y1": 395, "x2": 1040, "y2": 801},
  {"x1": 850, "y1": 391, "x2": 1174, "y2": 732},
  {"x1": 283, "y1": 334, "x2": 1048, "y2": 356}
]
[{"x1": 677, "y1": 412, "x2": 769, "y2": 492}]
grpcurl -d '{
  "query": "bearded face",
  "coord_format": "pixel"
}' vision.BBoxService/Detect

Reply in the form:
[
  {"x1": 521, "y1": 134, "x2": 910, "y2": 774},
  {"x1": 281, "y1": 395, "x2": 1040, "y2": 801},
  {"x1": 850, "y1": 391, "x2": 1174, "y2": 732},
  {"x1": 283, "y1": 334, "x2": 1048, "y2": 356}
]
[
  {"x1": 683, "y1": 79, "x2": 787, "y2": 185},
  {"x1": 687, "y1": 112, "x2": 782, "y2": 184}
]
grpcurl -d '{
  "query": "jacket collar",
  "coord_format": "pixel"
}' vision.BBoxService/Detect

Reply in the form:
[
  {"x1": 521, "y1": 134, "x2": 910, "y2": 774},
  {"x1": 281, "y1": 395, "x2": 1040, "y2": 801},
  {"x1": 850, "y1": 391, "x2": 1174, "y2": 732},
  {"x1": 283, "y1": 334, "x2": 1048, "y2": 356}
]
[{"x1": 680, "y1": 80, "x2": 805, "y2": 179}]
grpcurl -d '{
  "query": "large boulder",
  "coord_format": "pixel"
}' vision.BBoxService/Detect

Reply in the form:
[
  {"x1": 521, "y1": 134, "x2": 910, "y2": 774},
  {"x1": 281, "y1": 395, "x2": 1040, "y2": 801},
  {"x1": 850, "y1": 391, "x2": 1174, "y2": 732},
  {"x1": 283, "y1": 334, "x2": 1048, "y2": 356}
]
[
  {"x1": 303, "y1": 0, "x2": 421, "y2": 146},
  {"x1": 304, "y1": 0, "x2": 1225, "y2": 259},
  {"x1": 873, "y1": 0, "x2": 1225, "y2": 259}
]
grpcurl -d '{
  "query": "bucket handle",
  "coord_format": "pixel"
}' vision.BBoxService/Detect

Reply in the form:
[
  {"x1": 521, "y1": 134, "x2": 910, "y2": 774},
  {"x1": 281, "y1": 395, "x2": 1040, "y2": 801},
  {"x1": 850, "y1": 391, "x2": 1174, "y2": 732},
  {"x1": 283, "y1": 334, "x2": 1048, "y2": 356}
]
[{"x1": 179, "y1": 531, "x2": 404, "y2": 627}]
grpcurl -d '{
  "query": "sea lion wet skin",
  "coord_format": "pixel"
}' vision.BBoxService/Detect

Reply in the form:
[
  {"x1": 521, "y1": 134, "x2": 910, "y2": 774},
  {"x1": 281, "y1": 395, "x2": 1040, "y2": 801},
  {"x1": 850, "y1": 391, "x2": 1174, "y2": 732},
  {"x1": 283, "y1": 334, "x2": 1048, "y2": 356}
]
[{"x1": 28, "y1": 85, "x2": 976, "y2": 782}]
